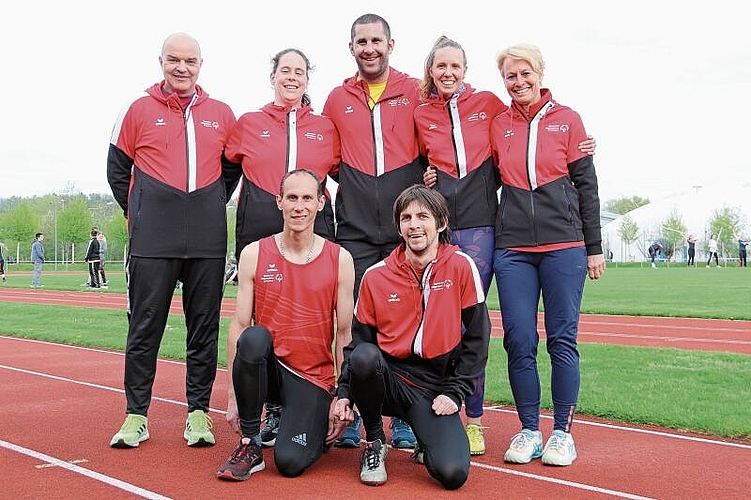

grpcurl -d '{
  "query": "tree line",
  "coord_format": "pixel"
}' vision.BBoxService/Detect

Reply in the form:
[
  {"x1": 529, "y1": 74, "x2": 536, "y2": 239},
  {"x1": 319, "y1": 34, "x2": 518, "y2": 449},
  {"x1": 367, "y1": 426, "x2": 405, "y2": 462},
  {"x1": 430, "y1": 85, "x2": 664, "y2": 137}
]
[{"x1": 0, "y1": 193, "x2": 238, "y2": 264}]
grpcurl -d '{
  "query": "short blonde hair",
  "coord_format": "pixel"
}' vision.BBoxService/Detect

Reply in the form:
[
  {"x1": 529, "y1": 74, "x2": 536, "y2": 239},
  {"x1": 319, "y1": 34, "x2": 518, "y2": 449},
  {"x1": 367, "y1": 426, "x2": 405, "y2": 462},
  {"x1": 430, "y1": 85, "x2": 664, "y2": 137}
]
[{"x1": 497, "y1": 43, "x2": 544, "y2": 78}]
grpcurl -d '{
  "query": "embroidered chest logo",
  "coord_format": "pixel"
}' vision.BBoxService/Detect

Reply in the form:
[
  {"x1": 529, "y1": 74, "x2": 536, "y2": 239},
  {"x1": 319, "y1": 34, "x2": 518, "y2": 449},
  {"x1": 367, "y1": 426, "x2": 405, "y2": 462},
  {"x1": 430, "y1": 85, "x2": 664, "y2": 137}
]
[
  {"x1": 428, "y1": 123, "x2": 438, "y2": 131},
  {"x1": 544, "y1": 123, "x2": 569, "y2": 133},
  {"x1": 304, "y1": 132, "x2": 324, "y2": 141},
  {"x1": 155, "y1": 118, "x2": 166, "y2": 127},
  {"x1": 504, "y1": 129, "x2": 514, "y2": 138},
  {"x1": 200, "y1": 120, "x2": 219, "y2": 129},
  {"x1": 468, "y1": 112, "x2": 487, "y2": 122},
  {"x1": 431, "y1": 279, "x2": 453, "y2": 291},
  {"x1": 387, "y1": 293, "x2": 400, "y2": 303},
  {"x1": 345, "y1": 105, "x2": 354, "y2": 114},
  {"x1": 261, "y1": 263, "x2": 283, "y2": 283},
  {"x1": 388, "y1": 97, "x2": 411, "y2": 107},
  {"x1": 260, "y1": 130, "x2": 271, "y2": 138}
]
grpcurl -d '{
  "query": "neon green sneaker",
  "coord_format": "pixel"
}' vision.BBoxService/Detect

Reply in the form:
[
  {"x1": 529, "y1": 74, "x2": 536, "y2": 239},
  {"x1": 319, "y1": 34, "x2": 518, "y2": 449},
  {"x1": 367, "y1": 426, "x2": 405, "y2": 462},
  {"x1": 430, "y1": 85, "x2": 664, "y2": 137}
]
[
  {"x1": 110, "y1": 414, "x2": 149, "y2": 448},
  {"x1": 466, "y1": 424, "x2": 486, "y2": 455},
  {"x1": 184, "y1": 409, "x2": 215, "y2": 447}
]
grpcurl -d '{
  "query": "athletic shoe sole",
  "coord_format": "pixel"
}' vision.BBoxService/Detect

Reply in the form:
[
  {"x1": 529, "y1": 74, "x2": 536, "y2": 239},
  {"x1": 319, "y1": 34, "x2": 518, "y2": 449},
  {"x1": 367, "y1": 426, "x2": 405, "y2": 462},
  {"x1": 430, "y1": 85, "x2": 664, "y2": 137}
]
[
  {"x1": 184, "y1": 431, "x2": 215, "y2": 447},
  {"x1": 503, "y1": 449, "x2": 542, "y2": 463},
  {"x1": 261, "y1": 437, "x2": 276, "y2": 447},
  {"x1": 110, "y1": 431, "x2": 150, "y2": 448},
  {"x1": 216, "y1": 460, "x2": 265, "y2": 481}
]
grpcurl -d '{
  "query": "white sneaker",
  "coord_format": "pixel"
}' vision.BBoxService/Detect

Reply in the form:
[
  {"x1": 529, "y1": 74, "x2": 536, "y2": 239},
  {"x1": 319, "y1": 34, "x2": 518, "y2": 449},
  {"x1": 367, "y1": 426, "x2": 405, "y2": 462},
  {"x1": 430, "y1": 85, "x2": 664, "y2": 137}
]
[
  {"x1": 360, "y1": 439, "x2": 388, "y2": 486},
  {"x1": 541, "y1": 430, "x2": 577, "y2": 466},
  {"x1": 504, "y1": 429, "x2": 543, "y2": 463}
]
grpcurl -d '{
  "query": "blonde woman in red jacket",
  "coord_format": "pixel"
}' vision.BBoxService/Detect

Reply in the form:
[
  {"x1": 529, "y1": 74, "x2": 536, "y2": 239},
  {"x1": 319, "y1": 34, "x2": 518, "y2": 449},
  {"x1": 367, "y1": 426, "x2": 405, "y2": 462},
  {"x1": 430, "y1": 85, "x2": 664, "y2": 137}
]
[{"x1": 490, "y1": 43, "x2": 605, "y2": 467}]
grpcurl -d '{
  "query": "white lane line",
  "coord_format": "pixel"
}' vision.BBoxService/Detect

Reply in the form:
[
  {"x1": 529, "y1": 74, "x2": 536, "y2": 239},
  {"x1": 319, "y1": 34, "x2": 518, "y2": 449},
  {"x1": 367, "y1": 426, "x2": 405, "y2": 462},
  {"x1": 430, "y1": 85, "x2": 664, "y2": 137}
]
[
  {"x1": 579, "y1": 331, "x2": 751, "y2": 345},
  {"x1": 0, "y1": 439, "x2": 171, "y2": 500},
  {"x1": 0, "y1": 364, "x2": 226, "y2": 413},
  {"x1": 2, "y1": 353, "x2": 747, "y2": 499},
  {"x1": 471, "y1": 461, "x2": 656, "y2": 500},
  {"x1": 2, "y1": 337, "x2": 747, "y2": 450},
  {"x1": 0, "y1": 335, "x2": 227, "y2": 370},
  {"x1": 580, "y1": 320, "x2": 751, "y2": 333},
  {"x1": 485, "y1": 406, "x2": 751, "y2": 450}
]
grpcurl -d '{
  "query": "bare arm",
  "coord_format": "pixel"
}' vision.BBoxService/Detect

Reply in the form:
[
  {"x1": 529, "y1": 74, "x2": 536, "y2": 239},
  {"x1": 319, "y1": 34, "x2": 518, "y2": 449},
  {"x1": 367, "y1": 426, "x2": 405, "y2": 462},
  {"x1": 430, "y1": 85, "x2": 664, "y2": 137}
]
[
  {"x1": 334, "y1": 247, "x2": 355, "y2": 373},
  {"x1": 326, "y1": 246, "x2": 355, "y2": 444},
  {"x1": 225, "y1": 242, "x2": 259, "y2": 435}
]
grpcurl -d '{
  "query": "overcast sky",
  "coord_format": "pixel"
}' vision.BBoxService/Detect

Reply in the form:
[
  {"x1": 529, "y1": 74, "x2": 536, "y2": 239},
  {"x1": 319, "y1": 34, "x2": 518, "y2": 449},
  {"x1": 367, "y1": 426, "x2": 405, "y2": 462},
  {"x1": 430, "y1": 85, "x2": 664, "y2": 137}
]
[{"x1": 2, "y1": 1, "x2": 749, "y2": 203}]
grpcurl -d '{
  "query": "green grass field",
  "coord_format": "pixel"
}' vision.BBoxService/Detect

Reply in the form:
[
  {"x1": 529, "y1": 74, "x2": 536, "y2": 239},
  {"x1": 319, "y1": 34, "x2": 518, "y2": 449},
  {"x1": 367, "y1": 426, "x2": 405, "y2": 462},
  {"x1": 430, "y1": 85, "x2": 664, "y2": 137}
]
[{"x1": 1, "y1": 264, "x2": 750, "y2": 439}]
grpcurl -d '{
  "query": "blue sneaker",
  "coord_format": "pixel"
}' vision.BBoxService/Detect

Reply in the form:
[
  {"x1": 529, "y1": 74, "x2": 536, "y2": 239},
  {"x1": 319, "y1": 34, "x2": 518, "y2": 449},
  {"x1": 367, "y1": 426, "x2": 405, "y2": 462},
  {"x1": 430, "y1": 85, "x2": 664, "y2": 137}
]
[
  {"x1": 335, "y1": 411, "x2": 362, "y2": 448},
  {"x1": 389, "y1": 417, "x2": 416, "y2": 448}
]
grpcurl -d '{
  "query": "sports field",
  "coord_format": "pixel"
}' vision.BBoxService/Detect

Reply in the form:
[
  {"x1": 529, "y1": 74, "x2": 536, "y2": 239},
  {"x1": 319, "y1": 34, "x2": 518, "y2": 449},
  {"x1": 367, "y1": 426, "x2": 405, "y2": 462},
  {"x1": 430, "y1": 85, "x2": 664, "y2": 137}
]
[{"x1": 0, "y1": 266, "x2": 749, "y2": 498}]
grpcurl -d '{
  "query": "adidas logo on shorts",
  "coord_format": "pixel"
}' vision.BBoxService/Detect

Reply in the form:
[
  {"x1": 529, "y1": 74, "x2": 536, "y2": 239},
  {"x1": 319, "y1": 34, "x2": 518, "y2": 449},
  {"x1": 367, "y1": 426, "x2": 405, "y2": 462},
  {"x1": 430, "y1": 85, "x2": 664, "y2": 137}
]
[{"x1": 292, "y1": 433, "x2": 307, "y2": 447}]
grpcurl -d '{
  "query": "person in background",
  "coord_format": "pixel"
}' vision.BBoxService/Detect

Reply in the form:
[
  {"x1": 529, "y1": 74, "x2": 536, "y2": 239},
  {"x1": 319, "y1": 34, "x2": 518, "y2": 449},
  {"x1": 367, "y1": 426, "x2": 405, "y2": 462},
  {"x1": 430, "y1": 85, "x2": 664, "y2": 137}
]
[
  {"x1": 30, "y1": 232, "x2": 45, "y2": 288},
  {"x1": 333, "y1": 185, "x2": 491, "y2": 489},
  {"x1": 223, "y1": 47, "x2": 341, "y2": 449},
  {"x1": 490, "y1": 43, "x2": 605, "y2": 467},
  {"x1": 224, "y1": 255, "x2": 238, "y2": 285},
  {"x1": 686, "y1": 234, "x2": 697, "y2": 266},
  {"x1": 98, "y1": 232, "x2": 108, "y2": 287},
  {"x1": 734, "y1": 232, "x2": 748, "y2": 267},
  {"x1": 107, "y1": 32, "x2": 241, "y2": 449},
  {"x1": 216, "y1": 170, "x2": 354, "y2": 481},
  {"x1": 84, "y1": 229, "x2": 101, "y2": 289},
  {"x1": 706, "y1": 234, "x2": 720, "y2": 268},
  {"x1": 648, "y1": 241, "x2": 663, "y2": 269},
  {"x1": 417, "y1": 35, "x2": 596, "y2": 455},
  {"x1": 324, "y1": 11, "x2": 419, "y2": 451},
  {"x1": 0, "y1": 241, "x2": 6, "y2": 283}
]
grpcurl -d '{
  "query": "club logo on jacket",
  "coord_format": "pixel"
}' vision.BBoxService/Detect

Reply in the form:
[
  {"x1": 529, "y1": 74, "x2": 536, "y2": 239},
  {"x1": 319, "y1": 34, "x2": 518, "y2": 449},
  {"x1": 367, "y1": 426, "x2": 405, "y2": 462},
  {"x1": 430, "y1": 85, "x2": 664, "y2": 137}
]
[
  {"x1": 304, "y1": 132, "x2": 324, "y2": 142},
  {"x1": 345, "y1": 105, "x2": 354, "y2": 114},
  {"x1": 468, "y1": 112, "x2": 487, "y2": 122},
  {"x1": 261, "y1": 130, "x2": 271, "y2": 138},
  {"x1": 387, "y1": 293, "x2": 400, "y2": 303},
  {"x1": 155, "y1": 118, "x2": 166, "y2": 127},
  {"x1": 504, "y1": 129, "x2": 514, "y2": 138},
  {"x1": 431, "y1": 279, "x2": 453, "y2": 291},
  {"x1": 428, "y1": 123, "x2": 438, "y2": 131},
  {"x1": 388, "y1": 97, "x2": 411, "y2": 107},
  {"x1": 545, "y1": 123, "x2": 569, "y2": 133},
  {"x1": 200, "y1": 120, "x2": 220, "y2": 129}
]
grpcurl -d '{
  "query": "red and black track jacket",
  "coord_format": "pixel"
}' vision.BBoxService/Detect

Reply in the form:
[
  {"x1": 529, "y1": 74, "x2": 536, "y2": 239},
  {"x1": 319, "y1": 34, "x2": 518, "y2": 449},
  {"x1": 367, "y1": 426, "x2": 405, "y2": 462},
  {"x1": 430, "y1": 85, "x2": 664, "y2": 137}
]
[
  {"x1": 225, "y1": 103, "x2": 339, "y2": 256},
  {"x1": 323, "y1": 68, "x2": 425, "y2": 245},
  {"x1": 490, "y1": 89, "x2": 602, "y2": 255},
  {"x1": 107, "y1": 82, "x2": 239, "y2": 259},
  {"x1": 337, "y1": 243, "x2": 491, "y2": 408},
  {"x1": 414, "y1": 85, "x2": 507, "y2": 230}
]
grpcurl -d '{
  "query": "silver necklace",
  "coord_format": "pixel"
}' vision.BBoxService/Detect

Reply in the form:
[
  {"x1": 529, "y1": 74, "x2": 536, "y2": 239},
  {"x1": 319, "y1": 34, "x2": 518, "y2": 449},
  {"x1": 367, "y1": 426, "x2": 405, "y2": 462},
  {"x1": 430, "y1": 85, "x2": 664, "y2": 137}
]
[{"x1": 277, "y1": 234, "x2": 316, "y2": 263}]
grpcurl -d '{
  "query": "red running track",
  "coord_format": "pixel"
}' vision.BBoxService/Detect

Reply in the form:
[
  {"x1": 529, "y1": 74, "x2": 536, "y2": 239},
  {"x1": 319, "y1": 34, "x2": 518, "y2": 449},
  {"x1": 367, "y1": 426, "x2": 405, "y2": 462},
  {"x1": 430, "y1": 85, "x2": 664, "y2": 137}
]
[
  {"x1": 3, "y1": 287, "x2": 751, "y2": 354},
  {"x1": 1, "y1": 335, "x2": 749, "y2": 500}
]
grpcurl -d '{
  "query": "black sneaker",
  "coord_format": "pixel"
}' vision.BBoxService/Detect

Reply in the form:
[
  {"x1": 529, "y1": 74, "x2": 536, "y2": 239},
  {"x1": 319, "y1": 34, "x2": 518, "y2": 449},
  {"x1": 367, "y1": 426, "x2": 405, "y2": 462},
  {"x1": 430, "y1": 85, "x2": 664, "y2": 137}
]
[
  {"x1": 216, "y1": 440, "x2": 265, "y2": 481},
  {"x1": 259, "y1": 404, "x2": 281, "y2": 447}
]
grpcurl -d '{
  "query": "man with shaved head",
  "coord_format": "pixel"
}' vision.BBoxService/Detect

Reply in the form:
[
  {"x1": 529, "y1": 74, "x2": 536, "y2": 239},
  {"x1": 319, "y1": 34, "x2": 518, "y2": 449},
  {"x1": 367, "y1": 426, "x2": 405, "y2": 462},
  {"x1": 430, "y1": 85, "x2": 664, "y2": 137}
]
[{"x1": 107, "y1": 32, "x2": 241, "y2": 449}]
